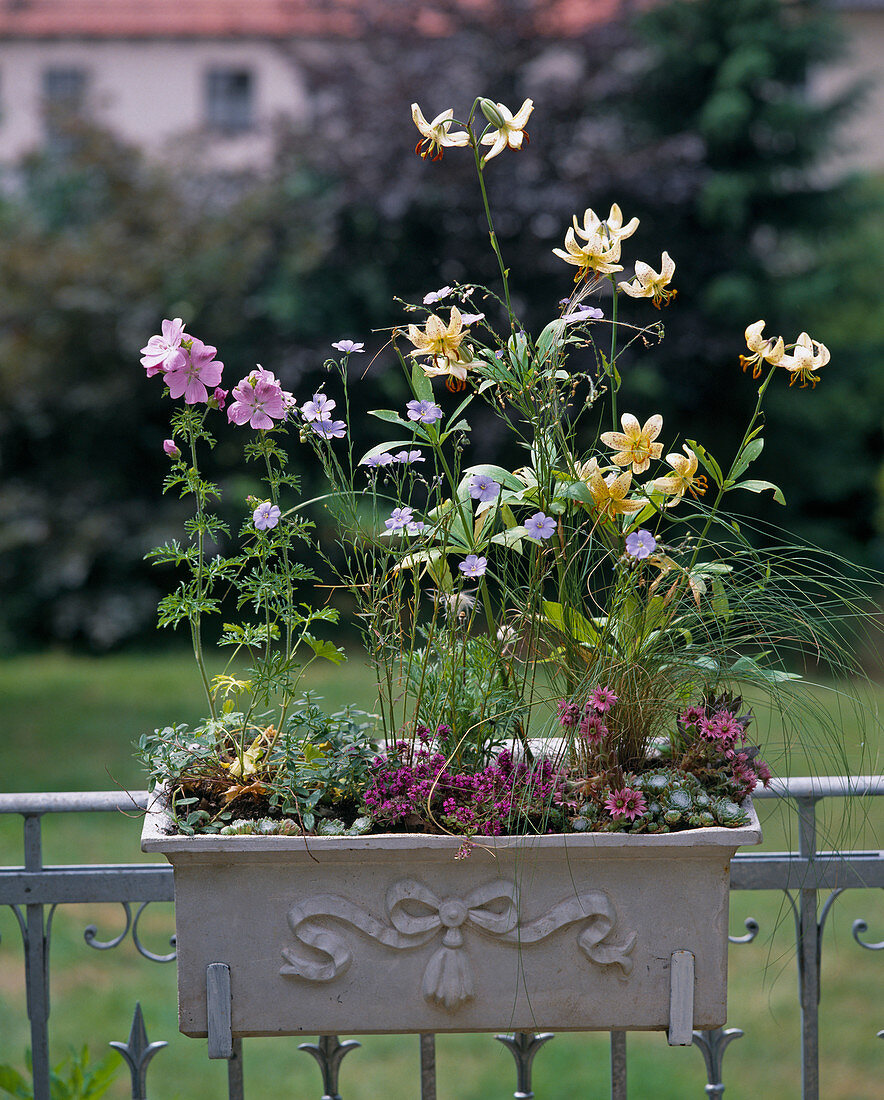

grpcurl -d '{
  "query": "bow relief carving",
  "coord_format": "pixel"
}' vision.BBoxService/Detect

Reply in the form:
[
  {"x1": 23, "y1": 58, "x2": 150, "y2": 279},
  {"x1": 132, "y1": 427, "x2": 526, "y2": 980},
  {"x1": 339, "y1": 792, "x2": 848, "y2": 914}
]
[{"x1": 280, "y1": 877, "x2": 636, "y2": 1011}]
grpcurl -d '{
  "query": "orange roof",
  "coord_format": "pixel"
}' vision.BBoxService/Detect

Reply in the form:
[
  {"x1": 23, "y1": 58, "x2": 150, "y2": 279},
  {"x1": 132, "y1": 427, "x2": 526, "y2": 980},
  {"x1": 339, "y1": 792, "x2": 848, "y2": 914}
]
[{"x1": 0, "y1": 0, "x2": 637, "y2": 39}]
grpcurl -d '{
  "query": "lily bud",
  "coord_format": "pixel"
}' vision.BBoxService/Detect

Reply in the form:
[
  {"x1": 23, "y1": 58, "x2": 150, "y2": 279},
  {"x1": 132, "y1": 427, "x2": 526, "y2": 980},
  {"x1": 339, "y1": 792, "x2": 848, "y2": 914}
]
[{"x1": 479, "y1": 99, "x2": 505, "y2": 128}]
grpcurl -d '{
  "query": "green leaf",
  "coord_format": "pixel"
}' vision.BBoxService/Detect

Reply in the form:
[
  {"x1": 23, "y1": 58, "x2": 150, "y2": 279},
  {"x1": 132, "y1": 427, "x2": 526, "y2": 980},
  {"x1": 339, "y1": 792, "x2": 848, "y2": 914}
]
[
  {"x1": 0, "y1": 1064, "x2": 30, "y2": 1098},
  {"x1": 541, "y1": 601, "x2": 600, "y2": 646},
  {"x1": 686, "y1": 439, "x2": 724, "y2": 488},
  {"x1": 357, "y1": 440, "x2": 413, "y2": 464},
  {"x1": 728, "y1": 437, "x2": 764, "y2": 482},
  {"x1": 534, "y1": 318, "x2": 567, "y2": 365},
  {"x1": 367, "y1": 409, "x2": 415, "y2": 431},
  {"x1": 728, "y1": 479, "x2": 786, "y2": 505},
  {"x1": 555, "y1": 480, "x2": 594, "y2": 504},
  {"x1": 303, "y1": 636, "x2": 347, "y2": 665},
  {"x1": 411, "y1": 362, "x2": 434, "y2": 402}
]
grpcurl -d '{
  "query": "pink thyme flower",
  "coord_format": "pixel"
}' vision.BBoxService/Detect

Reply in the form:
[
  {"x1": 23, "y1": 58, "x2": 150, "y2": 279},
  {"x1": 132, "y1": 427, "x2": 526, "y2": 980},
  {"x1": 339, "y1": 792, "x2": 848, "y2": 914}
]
[
  {"x1": 164, "y1": 338, "x2": 223, "y2": 404},
  {"x1": 162, "y1": 439, "x2": 180, "y2": 459},
  {"x1": 140, "y1": 317, "x2": 186, "y2": 376},
  {"x1": 227, "y1": 372, "x2": 287, "y2": 429},
  {"x1": 589, "y1": 686, "x2": 618, "y2": 713},
  {"x1": 604, "y1": 787, "x2": 647, "y2": 821}
]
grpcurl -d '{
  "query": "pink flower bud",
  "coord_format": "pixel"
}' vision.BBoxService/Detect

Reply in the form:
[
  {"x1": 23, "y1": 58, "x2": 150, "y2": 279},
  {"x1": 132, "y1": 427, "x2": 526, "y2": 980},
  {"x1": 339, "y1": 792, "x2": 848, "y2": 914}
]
[
  {"x1": 212, "y1": 387, "x2": 228, "y2": 410},
  {"x1": 163, "y1": 439, "x2": 181, "y2": 459}
]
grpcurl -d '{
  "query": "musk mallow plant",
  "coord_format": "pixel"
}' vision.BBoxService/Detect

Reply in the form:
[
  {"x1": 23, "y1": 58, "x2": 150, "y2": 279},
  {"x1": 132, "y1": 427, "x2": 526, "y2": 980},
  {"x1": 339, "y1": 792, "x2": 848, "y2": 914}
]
[{"x1": 139, "y1": 96, "x2": 872, "y2": 838}]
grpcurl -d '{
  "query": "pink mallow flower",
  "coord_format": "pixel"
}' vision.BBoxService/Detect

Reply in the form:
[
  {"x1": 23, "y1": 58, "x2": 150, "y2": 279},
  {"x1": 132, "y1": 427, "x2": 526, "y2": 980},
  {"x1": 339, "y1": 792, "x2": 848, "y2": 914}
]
[
  {"x1": 164, "y1": 338, "x2": 223, "y2": 404},
  {"x1": 163, "y1": 439, "x2": 180, "y2": 459},
  {"x1": 604, "y1": 787, "x2": 647, "y2": 821},
  {"x1": 211, "y1": 387, "x2": 228, "y2": 410},
  {"x1": 589, "y1": 685, "x2": 618, "y2": 713},
  {"x1": 228, "y1": 372, "x2": 287, "y2": 429},
  {"x1": 140, "y1": 317, "x2": 186, "y2": 376}
]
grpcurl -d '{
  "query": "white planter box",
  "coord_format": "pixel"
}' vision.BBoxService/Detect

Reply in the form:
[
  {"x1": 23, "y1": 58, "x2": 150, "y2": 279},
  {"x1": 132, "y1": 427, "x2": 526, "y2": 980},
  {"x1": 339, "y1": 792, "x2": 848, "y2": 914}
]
[{"x1": 142, "y1": 792, "x2": 761, "y2": 1038}]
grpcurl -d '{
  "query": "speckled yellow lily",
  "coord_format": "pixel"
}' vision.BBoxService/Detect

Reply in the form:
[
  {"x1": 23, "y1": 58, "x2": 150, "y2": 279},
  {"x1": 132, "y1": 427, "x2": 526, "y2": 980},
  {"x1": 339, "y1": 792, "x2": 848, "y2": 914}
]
[
  {"x1": 601, "y1": 413, "x2": 664, "y2": 474},
  {"x1": 619, "y1": 252, "x2": 677, "y2": 308},
  {"x1": 739, "y1": 320, "x2": 785, "y2": 379},
  {"x1": 780, "y1": 332, "x2": 830, "y2": 388},
  {"x1": 411, "y1": 104, "x2": 470, "y2": 160},
  {"x1": 479, "y1": 98, "x2": 534, "y2": 162},
  {"x1": 651, "y1": 446, "x2": 708, "y2": 507},
  {"x1": 406, "y1": 306, "x2": 473, "y2": 382},
  {"x1": 573, "y1": 204, "x2": 639, "y2": 248},
  {"x1": 579, "y1": 458, "x2": 645, "y2": 521},
  {"x1": 552, "y1": 227, "x2": 623, "y2": 281}
]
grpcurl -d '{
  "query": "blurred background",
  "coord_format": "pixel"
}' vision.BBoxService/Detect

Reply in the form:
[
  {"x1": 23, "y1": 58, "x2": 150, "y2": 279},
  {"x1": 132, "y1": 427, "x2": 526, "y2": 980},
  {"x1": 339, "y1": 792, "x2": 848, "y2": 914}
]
[{"x1": 0, "y1": 0, "x2": 882, "y2": 654}]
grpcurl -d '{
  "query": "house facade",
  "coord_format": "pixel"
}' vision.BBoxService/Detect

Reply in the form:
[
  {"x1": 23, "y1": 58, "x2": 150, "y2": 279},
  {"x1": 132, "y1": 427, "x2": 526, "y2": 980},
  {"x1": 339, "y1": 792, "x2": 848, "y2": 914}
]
[{"x1": 0, "y1": 0, "x2": 880, "y2": 170}]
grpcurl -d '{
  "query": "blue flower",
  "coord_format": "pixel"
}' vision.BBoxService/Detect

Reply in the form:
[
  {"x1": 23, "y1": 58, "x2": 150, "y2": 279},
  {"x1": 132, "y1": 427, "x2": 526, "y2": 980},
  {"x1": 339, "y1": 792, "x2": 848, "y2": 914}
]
[
  {"x1": 524, "y1": 512, "x2": 556, "y2": 541},
  {"x1": 253, "y1": 502, "x2": 281, "y2": 531},
  {"x1": 625, "y1": 529, "x2": 657, "y2": 559},
  {"x1": 458, "y1": 554, "x2": 487, "y2": 578},
  {"x1": 468, "y1": 474, "x2": 500, "y2": 503}
]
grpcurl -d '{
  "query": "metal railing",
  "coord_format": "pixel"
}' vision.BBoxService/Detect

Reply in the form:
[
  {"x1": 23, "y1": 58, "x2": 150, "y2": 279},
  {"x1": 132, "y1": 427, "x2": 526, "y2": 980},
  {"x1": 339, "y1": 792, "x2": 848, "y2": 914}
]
[{"x1": 1, "y1": 778, "x2": 881, "y2": 1100}]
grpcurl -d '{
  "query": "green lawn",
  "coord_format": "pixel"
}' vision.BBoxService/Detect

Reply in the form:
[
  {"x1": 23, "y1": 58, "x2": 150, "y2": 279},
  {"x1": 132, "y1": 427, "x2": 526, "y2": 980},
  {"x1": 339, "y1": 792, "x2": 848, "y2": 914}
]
[{"x1": 0, "y1": 653, "x2": 881, "y2": 1099}]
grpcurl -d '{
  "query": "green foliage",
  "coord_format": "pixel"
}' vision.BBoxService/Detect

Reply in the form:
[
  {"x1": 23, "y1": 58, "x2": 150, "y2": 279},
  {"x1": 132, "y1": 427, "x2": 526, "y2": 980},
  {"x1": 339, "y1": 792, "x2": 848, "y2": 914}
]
[{"x1": 0, "y1": 1048, "x2": 117, "y2": 1100}]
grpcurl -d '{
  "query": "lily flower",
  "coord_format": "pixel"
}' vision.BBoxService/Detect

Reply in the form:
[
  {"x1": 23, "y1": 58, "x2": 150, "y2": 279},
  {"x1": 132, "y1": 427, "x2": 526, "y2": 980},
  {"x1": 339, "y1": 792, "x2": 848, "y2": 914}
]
[
  {"x1": 779, "y1": 332, "x2": 830, "y2": 388},
  {"x1": 479, "y1": 98, "x2": 534, "y2": 162},
  {"x1": 739, "y1": 320, "x2": 785, "y2": 379},
  {"x1": 579, "y1": 458, "x2": 644, "y2": 521},
  {"x1": 600, "y1": 413, "x2": 664, "y2": 474},
  {"x1": 552, "y1": 227, "x2": 623, "y2": 281},
  {"x1": 411, "y1": 104, "x2": 470, "y2": 160},
  {"x1": 405, "y1": 307, "x2": 473, "y2": 382},
  {"x1": 618, "y1": 252, "x2": 677, "y2": 308},
  {"x1": 651, "y1": 446, "x2": 708, "y2": 507},
  {"x1": 573, "y1": 204, "x2": 639, "y2": 248}
]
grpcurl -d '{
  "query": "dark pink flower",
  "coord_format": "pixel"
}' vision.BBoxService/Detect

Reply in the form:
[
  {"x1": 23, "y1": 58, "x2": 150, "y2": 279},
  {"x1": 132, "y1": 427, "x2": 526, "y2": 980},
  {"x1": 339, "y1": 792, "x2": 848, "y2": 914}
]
[
  {"x1": 557, "y1": 699, "x2": 581, "y2": 727},
  {"x1": 579, "y1": 714, "x2": 608, "y2": 744},
  {"x1": 589, "y1": 685, "x2": 618, "y2": 713},
  {"x1": 211, "y1": 387, "x2": 228, "y2": 410},
  {"x1": 228, "y1": 372, "x2": 287, "y2": 429},
  {"x1": 165, "y1": 338, "x2": 223, "y2": 404},
  {"x1": 140, "y1": 317, "x2": 186, "y2": 376},
  {"x1": 604, "y1": 787, "x2": 647, "y2": 821}
]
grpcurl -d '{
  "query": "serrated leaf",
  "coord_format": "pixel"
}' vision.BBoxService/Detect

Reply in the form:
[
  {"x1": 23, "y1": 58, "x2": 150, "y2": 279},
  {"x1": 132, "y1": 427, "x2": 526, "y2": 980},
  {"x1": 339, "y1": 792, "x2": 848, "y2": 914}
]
[{"x1": 303, "y1": 636, "x2": 347, "y2": 665}]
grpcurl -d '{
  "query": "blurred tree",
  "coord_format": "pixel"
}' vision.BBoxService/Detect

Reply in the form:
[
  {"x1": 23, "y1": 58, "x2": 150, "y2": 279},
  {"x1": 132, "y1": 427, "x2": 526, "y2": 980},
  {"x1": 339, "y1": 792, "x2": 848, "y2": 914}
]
[{"x1": 609, "y1": 0, "x2": 884, "y2": 563}]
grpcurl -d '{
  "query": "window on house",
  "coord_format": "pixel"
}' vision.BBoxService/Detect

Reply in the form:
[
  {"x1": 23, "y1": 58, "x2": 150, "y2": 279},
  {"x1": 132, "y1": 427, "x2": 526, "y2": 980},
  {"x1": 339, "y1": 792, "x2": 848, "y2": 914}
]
[
  {"x1": 42, "y1": 67, "x2": 89, "y2": 152},
  {"x1": 206, "y1": 69, "x2": 254, "y2": 134}
]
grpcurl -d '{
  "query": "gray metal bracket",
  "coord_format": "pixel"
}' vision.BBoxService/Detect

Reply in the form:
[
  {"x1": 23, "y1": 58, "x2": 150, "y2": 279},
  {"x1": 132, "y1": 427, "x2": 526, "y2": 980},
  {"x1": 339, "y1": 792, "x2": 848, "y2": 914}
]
[
  {"x1": 206, "y1": 962, "x2": 233, "y2": 1060},
  {"x1": 667, "y1": 950, "x2": 695, "y2": 1046}
]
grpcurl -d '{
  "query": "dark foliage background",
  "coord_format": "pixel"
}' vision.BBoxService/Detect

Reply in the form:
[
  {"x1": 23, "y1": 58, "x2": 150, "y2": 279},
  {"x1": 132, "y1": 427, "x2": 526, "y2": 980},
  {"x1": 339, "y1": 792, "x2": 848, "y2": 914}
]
[{"x1": 0, "y1": 0, "x2": 881, "y2": 650}]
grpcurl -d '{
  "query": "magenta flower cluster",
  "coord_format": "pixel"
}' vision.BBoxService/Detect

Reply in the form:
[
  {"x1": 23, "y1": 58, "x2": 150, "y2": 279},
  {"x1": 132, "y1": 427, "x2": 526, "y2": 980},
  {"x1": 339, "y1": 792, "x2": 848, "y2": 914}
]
[
  {"x1": 678, "y1": 699, "x2": 772, "y2": 798},
  {"x1": 362, "y1": 741, "x2": 570, "y2": 836},
  {"x1": 557, "y1": 685, "x2": 618, "y2": 745}
]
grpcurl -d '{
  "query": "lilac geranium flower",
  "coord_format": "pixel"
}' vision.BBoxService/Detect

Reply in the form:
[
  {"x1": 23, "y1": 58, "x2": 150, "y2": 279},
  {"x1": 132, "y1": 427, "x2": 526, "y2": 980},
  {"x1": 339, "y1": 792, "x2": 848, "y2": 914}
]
[
  {"x1": 625, "y1": 529, "x2": 657, "y2": 559},
  {"x1": 361, "y1": 452, "x2": 395, "y2": 468},
  {"x1": 140, "y1": 317, "x2": 186, "y2": 376},
  {"x1": 331, "y1": 340, "x2": 365, "y2": 354},
  {"x1": 385, "y1": 506, "x2": 415, "y2": 532},
  {"x1": 394, "y1": 450, "x2": 425, "y2": 464},
  {"x1": 406, "y1": 520, "x2": 426, "y2": 535},
  {"x1": 228, "y1": 372, "x2": 287, "y2": 429},
  {"x1": 406, "y1": 400, "x2": 443, "y2": 424},
  {"x1": 165, "y1": 338, "x2": 223, "y2": 405},
  {"x1": 524, "y1": 512, "x2": 556, "y2": 541},
  {"x1": 163, "y1": 439, "x2": 180, "y2": 459},
  {"x1": 312, "y1": 419, "x2": 347, "y2": 439},
  {"x1": 468, "y1": 474, "x2": 500, "y2": 503},
  {"x1": 458, "y1": 554, "x2": 487, "y2": 578},
  {"x1": 565, "y1": 305, "x2": 604, "y2": 323},
  {"x1": 253, "y1": 502, "x2": 281, "y2": 530},
  {"x1": 423, "y1": 286, "x2": 452, "y2": 305},
  {"x1": 300, "y1": 393, "x2": 336, "y2": 422}
]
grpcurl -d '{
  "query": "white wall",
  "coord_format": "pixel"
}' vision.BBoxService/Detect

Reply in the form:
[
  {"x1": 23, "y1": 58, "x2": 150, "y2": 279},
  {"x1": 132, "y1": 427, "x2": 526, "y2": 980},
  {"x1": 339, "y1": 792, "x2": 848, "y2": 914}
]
[{"x1": 0, "y1": 39, "x2": 309, "y2": 168}]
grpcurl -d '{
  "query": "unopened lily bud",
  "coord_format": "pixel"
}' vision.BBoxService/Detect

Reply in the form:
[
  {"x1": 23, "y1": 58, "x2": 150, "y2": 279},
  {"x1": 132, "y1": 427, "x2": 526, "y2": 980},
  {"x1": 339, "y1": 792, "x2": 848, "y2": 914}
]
[{"x1": 479, "y1": 98, "x2": 505, "y2": 128}]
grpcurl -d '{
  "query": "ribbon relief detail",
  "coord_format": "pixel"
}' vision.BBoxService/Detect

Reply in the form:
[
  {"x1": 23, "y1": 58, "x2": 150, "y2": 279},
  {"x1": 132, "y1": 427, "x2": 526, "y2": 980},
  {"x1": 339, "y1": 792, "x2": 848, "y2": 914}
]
[{"x1": 280, "y1": 877, "x2": 636, "y2": 1011}]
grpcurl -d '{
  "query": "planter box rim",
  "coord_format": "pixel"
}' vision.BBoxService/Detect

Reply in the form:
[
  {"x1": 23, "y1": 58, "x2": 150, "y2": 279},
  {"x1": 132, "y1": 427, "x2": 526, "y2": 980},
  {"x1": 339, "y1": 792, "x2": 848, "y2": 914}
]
[{"x1": 141, "y1": 786, "x2": 762, "y2": 855}]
